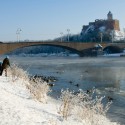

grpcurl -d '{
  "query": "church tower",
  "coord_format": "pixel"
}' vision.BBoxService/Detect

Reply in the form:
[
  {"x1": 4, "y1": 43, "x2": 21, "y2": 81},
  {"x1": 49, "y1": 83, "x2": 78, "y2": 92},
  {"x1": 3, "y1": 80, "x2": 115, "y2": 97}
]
[{"x1": 107, "y1": 11, "x2": 113, "y2": 20}]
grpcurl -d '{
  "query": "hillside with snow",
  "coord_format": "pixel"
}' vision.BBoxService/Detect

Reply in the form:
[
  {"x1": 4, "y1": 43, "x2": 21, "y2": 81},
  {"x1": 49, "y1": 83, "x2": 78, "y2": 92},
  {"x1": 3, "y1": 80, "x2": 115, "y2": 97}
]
[
  {"x1": 0, "y1": 65, "x2": 120, "y2": 125},
  {"x1": 81, "y1": 24, "x2": 124, "y2": 42}
]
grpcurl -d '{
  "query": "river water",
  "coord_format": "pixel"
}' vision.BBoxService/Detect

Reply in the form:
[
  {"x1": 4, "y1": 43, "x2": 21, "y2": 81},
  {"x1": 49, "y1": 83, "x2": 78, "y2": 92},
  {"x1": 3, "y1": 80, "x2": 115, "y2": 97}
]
[{"x1": 0, "y1": 55, "x2": 125, "y2": 124}]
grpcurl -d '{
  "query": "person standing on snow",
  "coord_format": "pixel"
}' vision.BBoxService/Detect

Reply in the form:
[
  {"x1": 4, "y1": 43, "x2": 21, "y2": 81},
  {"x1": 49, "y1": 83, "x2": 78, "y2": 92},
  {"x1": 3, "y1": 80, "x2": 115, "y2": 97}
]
[
  {"x1": 0, "y1": 56, "x2": 10, "y2": 76},
  {"x1": 0, "y1": 62, "x2": 2, "y2": 76}
]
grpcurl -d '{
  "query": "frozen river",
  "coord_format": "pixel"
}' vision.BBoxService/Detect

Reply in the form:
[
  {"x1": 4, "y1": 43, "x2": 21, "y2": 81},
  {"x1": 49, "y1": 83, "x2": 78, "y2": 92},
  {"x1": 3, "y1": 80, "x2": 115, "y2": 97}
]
[{"x1": 0, "y1": 55, "x2": 125, "y2": 124}]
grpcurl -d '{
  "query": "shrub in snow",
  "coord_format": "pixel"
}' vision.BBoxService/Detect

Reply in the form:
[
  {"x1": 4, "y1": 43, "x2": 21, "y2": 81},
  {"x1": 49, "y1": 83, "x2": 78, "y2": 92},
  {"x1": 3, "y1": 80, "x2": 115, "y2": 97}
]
[
  {"x1": 8, "y1": 63, "x2": 29, "y2": 83},
  {"x1": 8, "y1": 64, "x2": 50, "y2": 103},
  {"x1": 59, "y1": 89, "x2": 115, "y2": 125},
  {"x1": 58, "y1": 89, "x2": 75, "y2": 120},
  {"x1": 27, "y1": 76, "x2": 51, "y2": 103},
  {"x1": 75, "y1": 90, "x2": 112, "y2": 125}
]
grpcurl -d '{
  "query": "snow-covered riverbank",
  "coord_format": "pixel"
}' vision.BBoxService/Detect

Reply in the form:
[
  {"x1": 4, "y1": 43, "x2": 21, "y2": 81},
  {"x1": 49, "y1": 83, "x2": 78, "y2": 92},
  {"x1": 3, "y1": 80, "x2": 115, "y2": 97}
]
[
  {"x1": 0, "y1": 75, "x2": 82, "y2": 125},
  {"x1": 0, "y1": 65, "x2": 120, "y2": 125}
]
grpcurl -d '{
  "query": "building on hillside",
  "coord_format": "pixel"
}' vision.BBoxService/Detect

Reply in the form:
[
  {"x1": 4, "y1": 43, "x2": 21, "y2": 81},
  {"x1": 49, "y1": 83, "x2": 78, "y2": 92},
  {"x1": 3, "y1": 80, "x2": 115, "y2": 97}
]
[
  {"x1": 81, "y1": 11, "x2": 123, "y2": 42},
  {"x1": 81, "y1": 11, "x2": 120, "y2": 34}
]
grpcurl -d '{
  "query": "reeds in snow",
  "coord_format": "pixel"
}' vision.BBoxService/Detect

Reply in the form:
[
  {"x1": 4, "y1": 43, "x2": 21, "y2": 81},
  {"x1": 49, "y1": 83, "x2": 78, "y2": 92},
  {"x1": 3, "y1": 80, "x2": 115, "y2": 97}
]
[
  {"x1": 8, "y1": 63, "x2": 50, "y2": 103},
  {"x1": 59, "y1": 89, "x2": 114, "y2": 125}
]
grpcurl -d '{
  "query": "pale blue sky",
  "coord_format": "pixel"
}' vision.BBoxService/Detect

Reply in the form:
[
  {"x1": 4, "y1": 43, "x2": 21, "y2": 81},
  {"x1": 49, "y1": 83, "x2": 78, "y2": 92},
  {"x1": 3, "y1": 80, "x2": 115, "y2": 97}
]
[{"x1": 0, "y1": 0, "x2": 125, "y2": 41}]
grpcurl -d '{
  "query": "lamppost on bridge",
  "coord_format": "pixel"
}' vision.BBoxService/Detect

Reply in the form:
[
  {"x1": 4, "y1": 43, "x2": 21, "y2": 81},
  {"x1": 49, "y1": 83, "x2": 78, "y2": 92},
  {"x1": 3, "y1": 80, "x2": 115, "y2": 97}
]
[
  {"x1": 60, "y1": 32, "x2": 63, "y2": 42},
  {"x1": 123, "y1": 28, "x2": 125, "y2": 42},
  {"x1": 67, "y1": 29, "x2": 70, "y2": 42},
  {"x1": 16, "y1": 28, "x2": 22, "y2": 42}
]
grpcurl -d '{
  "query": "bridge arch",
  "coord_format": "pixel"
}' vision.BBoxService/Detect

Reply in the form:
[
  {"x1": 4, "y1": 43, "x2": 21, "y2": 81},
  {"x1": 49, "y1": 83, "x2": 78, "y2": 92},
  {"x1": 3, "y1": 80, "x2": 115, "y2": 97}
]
[
  {"x1": 103, "y1": 45, "x2": 123, "y2": 54},
  {"x1": 38, "y1": 44, "x2": 82, "y2": 55},
  {"x1": 4, "y1": 43, "x2": 81, "y2": 56}
]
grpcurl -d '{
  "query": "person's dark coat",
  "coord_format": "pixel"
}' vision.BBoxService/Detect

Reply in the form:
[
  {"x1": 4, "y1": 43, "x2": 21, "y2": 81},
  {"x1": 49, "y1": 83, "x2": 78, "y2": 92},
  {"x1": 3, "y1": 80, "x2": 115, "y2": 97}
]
[
  {"x1": 0, "y1": 62, "x2": 2, "y2": 75},
  {"x1": 1, "y1": 57, "x2": 10, "y2": 76},
  {"x1": 2, "y1": 57, "x2": 10, "y2": 70}
]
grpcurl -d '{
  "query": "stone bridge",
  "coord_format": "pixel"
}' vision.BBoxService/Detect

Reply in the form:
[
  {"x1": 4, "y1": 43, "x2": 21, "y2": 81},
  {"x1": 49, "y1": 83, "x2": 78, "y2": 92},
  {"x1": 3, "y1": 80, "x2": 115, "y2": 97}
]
[{"x1": 0, "y1": 41, "x2": 125, "y2": 56}]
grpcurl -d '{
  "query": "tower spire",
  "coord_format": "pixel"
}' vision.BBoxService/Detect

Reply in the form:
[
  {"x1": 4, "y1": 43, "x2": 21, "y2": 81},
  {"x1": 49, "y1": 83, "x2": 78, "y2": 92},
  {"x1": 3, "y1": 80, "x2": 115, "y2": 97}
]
[{"x1": 107, "y1": 11, "x2": 113, "y2": 20}]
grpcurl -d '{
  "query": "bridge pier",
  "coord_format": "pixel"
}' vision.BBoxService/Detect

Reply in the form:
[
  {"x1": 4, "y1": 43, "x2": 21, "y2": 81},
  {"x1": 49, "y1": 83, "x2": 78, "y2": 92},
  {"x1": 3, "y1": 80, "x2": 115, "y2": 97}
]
[{"x1": 79, "y1": 48, "x2": 97, "y2": 57}]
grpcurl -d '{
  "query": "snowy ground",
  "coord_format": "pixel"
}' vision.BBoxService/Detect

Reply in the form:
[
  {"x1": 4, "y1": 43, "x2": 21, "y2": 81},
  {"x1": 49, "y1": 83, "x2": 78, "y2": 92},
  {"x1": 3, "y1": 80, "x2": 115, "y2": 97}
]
[
  {"x1": 0, "y1": 74, "x2": 120, "y2": 125},
  {"x1": 0, "y1": 75, "x2": 85, "y2": 125}
]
